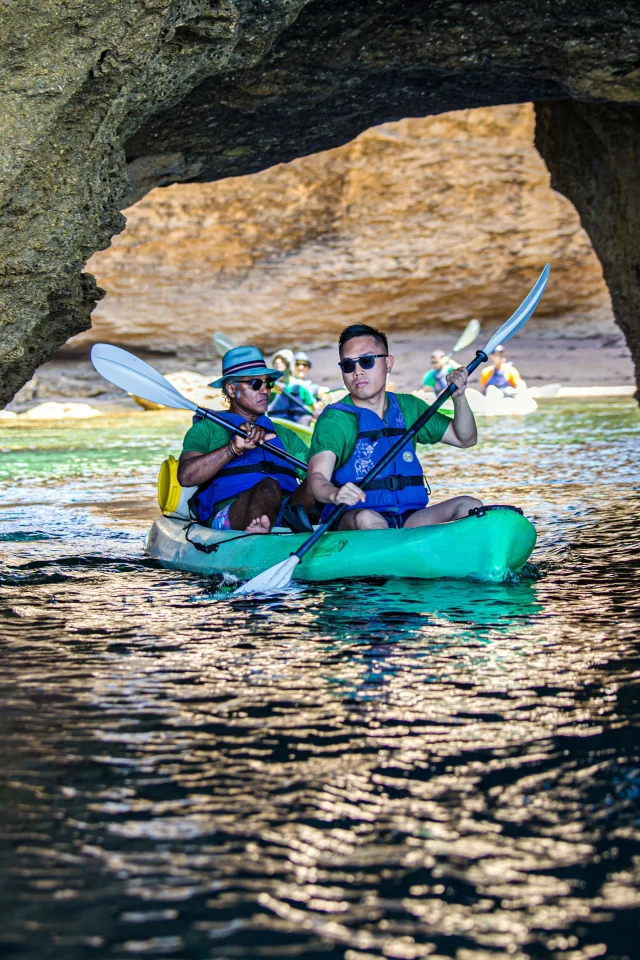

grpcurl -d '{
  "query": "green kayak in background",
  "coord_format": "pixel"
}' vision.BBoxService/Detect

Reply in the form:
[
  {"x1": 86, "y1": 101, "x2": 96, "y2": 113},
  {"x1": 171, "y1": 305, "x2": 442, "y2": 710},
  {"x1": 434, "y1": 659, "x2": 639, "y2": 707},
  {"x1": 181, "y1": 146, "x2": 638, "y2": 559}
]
[{"x1": 146, "y1": 507, "x2": 536, "y2": 584}]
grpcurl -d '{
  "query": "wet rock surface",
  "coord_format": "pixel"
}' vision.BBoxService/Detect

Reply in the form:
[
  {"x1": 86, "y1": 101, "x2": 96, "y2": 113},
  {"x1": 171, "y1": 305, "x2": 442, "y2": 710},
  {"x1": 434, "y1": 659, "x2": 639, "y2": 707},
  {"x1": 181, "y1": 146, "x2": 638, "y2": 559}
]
[{"x1": 2, "y1": 0, "x2": 640, "y2": 404}]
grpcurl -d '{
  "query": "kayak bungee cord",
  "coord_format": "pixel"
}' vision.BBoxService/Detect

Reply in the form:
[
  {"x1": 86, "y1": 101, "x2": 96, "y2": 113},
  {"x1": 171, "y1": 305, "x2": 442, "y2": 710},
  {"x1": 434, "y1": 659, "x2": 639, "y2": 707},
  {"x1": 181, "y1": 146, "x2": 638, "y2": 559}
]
[{"x1": 233, "y1": 263, "x2": 550, "y2": 596}]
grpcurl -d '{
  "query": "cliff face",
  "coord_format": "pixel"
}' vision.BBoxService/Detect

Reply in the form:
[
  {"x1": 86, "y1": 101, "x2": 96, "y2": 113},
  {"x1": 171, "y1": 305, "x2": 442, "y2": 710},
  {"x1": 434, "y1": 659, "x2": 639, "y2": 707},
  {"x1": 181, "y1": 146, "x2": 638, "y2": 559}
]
[
  {"x1": 79, "y1": 103, "x2": 612, "y2": 354},
  {"x1": 535, "y1": 102, "x2": 640, "y2": 381},
  {"x1": 2, "y1": 0, "x2": 640, "y2": 404}
]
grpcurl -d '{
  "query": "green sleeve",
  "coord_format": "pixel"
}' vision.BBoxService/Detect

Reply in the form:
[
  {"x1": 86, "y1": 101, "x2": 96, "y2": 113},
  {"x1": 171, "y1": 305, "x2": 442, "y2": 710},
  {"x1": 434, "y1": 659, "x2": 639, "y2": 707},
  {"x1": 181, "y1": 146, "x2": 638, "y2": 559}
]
[
  {"x1": 181, "y1": 418, "x2": 230, "y2": 455},
  {"x1": 297, "y1": 384, "x2": 315, "y2": 408},
  {"x1": 309, "y1": 409, "x2": 356, "y2": 469},
  {"x1": 285, "y1": 382, "x2": 314, "y2": 409},
  {"x1": 273, "y1": 424, "x2": 309, "y2": 479},
  {"x1": 396, "y1": 394, "x2": 451, "y2": 445},
  {"x1": 423, "y1": 369, "x2": 436, "y2": 388}
]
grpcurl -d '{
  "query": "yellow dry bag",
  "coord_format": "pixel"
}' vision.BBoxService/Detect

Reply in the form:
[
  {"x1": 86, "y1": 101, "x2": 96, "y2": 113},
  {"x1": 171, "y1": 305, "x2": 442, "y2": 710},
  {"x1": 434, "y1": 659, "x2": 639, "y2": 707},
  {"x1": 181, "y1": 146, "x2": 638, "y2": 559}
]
[{"x1": 157, "y1": 456, "x2": 196, "y2": 519}]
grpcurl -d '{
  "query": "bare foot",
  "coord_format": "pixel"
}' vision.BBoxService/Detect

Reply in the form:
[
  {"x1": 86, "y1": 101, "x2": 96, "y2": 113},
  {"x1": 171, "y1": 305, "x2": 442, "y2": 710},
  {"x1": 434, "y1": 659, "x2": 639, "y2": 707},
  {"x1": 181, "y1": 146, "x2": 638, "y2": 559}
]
[{"x1": 245, "y1": 514, "x2": 271, "y2": 535}]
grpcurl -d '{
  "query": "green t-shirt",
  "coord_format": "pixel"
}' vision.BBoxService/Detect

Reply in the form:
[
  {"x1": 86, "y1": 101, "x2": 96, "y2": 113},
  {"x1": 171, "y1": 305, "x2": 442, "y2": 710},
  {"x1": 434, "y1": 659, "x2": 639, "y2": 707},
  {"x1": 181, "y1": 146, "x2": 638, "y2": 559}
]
[
  {"x1": 309, "y1": 393, "x2": 451, "y2": 470},
  {"x1": 182, "y1": 418, "x2": 309, "y2": 480},
  {"x1": 269, "y1": 378, "x2": 315, "y2": 410},
  {"x1": 423, "y1": 362, "x2": 456, "y2": 388}
]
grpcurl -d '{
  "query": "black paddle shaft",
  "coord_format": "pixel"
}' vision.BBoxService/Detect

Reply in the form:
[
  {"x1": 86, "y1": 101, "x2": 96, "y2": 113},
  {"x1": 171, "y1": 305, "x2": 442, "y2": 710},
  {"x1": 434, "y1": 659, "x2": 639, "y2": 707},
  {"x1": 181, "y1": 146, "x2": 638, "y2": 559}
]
[
  {"x1": 294, "y1": 350, "x2": 487, "y2": 560},
  {"x1": 195, "y1": 406, "x2": 308, "y2": 472},
  {"x1": 268, "y1": 386, "x2": 313, "y2": 417}
]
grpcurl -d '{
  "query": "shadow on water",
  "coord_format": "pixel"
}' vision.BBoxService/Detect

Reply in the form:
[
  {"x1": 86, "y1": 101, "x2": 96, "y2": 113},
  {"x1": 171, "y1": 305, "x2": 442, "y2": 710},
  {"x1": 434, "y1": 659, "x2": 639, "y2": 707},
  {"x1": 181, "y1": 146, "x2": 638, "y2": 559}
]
[{"x1": 0, "y1": 400, "x2": 639, "y2": 958}]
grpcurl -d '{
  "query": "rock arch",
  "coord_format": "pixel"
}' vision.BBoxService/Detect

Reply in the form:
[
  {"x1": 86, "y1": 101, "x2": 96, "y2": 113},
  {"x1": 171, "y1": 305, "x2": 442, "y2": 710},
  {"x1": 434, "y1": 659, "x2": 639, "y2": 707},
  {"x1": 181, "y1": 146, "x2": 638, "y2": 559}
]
[{"x1": 2, "y1": 0, "x2": 639, "y2": 404}]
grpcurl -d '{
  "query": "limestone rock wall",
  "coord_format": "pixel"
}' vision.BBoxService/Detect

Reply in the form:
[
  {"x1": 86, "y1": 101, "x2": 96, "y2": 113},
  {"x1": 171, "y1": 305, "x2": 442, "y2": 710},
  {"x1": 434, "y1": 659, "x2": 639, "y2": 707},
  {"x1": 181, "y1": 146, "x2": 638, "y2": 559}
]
[
  {"x1": 2, "y1": 0, "x2": 640, "y2": 404},
  {"x1": 0, "y1": 0, "x2": 306, "y2": 406},
  {"x1": 79, "y1": 104, "x2": 612, "y2": 355},
  {"x1": 535, "y1": 101, "x2": 640, "y2": 381}
]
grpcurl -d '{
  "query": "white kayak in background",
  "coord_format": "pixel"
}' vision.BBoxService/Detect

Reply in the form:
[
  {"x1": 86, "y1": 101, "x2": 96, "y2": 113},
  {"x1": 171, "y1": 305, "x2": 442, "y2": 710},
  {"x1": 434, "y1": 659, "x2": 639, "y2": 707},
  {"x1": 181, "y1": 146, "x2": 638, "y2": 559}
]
[{"x1": 414, "y1": 386, "x2": 538, "y2": 417}]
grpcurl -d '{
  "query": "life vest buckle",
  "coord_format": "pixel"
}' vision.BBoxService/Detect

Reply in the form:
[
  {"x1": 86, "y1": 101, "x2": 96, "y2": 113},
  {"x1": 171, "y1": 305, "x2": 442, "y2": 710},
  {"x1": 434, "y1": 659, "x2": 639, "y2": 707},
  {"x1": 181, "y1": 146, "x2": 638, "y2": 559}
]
[{"x1": 386, "y1": 475, "x2": 405, "y2": 492}]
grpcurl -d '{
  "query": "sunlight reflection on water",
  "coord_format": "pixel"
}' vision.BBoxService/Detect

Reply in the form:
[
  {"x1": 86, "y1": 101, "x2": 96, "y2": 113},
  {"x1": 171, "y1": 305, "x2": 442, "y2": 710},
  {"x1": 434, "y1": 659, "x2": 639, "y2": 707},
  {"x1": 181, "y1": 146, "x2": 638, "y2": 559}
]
[{"x1": 0, "y1": 400, "x2": 639, "y2": 959}]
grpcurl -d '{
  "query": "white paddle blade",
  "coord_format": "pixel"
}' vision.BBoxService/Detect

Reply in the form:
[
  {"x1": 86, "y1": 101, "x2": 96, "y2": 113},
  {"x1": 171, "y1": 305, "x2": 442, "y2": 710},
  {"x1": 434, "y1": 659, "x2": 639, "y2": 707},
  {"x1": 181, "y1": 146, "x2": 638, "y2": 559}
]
[
  {"x1": 452, "y1": 318, "x2": 480, "y2": 354},
  {"x1": 213, "y1": 332, "x2": 236, "y2": 357},
  {"x1": 483, "y1": 263, "x2": 550, "y2": 356},
  {"x1": 233, "y1": 555, "x2": 301, "y2": 595},
  {"x1": 90, "y1": 344, "x2": 198, "y2": 412}
]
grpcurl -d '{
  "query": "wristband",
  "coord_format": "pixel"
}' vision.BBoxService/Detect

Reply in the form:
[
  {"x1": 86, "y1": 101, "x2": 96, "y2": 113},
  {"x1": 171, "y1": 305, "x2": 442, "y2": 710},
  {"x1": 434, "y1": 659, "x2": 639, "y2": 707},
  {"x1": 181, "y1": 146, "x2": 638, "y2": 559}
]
[{"x1": 228, "y1": 438, "x2": 242, "y2": 457}]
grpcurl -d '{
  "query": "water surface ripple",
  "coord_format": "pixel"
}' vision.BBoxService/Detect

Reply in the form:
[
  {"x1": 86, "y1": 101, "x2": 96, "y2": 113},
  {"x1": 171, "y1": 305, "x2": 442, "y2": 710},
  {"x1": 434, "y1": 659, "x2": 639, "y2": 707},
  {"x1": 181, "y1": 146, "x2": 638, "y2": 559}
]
[{"x1": 0, "y1": 400, "x2": 639, "y2": 959}]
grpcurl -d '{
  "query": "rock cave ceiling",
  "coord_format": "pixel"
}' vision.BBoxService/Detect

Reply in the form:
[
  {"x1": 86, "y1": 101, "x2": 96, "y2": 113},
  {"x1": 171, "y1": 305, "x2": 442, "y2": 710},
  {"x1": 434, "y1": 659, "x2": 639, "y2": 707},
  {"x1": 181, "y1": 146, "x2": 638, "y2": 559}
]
[{"x1": 2, "y1": 0, "x2": 640, "y2": 404}]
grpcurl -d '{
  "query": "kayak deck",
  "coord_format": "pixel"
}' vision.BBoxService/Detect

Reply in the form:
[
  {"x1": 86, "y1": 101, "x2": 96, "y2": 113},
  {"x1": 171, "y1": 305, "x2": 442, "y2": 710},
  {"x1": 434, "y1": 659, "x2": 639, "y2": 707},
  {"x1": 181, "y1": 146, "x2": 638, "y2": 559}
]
[{"x1": 146, "y1": 508, "x2": 536, "y2": 584}]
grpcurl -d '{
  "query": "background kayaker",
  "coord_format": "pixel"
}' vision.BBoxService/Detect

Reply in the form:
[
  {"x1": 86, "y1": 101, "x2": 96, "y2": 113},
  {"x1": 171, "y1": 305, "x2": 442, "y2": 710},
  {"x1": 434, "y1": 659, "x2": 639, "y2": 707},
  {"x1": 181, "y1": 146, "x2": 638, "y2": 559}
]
[
  {"x1": 422, "y1": 349, "x2": 456, "y2": 394},
  {"x1": 291, "y1": 351, "x2": 330, "y2": 400},
  {"x1": 267, "y1": 348, "x2": 318, "y2": 425},
  {"x1": 479, "y1": 344, "x2": 525, "y2": 397},
  {"x1": 178, "y1": 347, "x2": 315, "y2": 535},
  {"x1": 307, "y1": 323, "x2": 482, "y2": 531}
]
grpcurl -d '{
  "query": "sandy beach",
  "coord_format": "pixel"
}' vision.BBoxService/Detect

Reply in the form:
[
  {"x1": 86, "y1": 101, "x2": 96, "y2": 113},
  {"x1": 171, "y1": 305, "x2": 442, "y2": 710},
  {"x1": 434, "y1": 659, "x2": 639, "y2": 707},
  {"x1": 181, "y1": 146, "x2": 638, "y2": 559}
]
[{"x1": 6, "y1": 325, "x2": 636, "y2": 412}]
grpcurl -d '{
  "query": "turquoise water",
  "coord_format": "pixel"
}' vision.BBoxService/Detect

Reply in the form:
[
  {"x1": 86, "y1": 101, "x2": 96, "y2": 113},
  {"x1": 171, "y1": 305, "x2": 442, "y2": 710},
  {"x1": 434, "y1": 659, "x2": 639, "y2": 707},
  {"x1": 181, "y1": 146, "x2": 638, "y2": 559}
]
[{"x1": 0, "y1": 400, "x2": 639, "y2": 959}]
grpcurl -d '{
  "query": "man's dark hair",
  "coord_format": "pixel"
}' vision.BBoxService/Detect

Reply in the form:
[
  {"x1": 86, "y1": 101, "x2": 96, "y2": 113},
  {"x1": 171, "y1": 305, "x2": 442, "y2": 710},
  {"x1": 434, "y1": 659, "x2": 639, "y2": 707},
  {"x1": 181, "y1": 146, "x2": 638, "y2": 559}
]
[{"x1": 338, "y1": 323, "x2": 388, "y2": 355}]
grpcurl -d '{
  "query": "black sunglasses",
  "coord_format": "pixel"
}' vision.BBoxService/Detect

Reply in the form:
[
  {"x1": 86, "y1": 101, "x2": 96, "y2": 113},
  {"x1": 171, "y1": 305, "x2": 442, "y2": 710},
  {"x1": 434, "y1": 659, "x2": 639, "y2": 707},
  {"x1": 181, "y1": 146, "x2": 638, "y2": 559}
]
[
  {"x1": 338, "y1": 353, "x2": 388, "y2": 374},
  {"x1": 234, "y1": 377, "x2": 278, "y2": 391}
]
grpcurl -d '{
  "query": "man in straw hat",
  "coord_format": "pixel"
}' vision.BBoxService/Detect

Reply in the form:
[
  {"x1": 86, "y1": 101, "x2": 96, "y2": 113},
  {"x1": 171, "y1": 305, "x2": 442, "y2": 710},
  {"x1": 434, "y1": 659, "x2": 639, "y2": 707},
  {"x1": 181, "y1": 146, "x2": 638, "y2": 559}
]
[
  {"x1": 292, "y1": 351, "x2": 330, "y2": 400},
  {"x1": 178, "y1": 347, "x2": 315, "y2": 534}
]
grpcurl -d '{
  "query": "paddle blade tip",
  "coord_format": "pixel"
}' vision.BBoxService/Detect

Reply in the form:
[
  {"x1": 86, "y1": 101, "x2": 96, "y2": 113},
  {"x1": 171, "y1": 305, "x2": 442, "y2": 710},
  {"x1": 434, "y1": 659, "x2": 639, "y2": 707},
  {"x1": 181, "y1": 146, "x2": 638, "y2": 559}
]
[{"x1": 233, "y1": 555, "x2": 301, "y2": 596}]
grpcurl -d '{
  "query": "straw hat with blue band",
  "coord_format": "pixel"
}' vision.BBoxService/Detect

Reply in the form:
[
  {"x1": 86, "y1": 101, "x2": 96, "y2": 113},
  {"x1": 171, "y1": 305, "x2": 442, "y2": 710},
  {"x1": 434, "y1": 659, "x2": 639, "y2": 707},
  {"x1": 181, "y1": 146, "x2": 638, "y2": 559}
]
[{"x1": 209, "y1": 346, "x2": 283, "y2": 388}]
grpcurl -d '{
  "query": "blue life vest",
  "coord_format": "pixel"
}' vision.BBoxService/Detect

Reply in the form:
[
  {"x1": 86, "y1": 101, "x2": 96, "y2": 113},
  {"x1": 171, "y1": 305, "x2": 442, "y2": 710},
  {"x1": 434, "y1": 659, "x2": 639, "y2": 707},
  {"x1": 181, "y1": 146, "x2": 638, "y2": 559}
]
[
  {"x1": 484, "y1": 366, "x2": 511, "y2": 393},
  {"x1": 433, "y1": 368, "x2": 450, "y2": 393},
  {"x1": 190, "y1": 412, "x2": 299, "y2": 525},
  {"x1": 320, "y1": 393, "x2": 428, "y2": 520}
]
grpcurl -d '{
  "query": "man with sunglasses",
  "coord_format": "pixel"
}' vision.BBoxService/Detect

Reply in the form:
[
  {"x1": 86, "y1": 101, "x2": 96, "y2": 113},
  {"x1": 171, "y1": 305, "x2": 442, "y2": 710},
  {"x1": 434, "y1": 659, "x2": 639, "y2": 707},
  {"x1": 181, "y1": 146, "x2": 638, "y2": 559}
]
[
  {"x1": 307, "y1": 324, "x2": 482, "y2": 531},
  {"x1": 267, "y1": 348, "x2": 317, "y2": 425},
  {"x1": 178, "y1": 347, "x2": 315, "y2": 535}
]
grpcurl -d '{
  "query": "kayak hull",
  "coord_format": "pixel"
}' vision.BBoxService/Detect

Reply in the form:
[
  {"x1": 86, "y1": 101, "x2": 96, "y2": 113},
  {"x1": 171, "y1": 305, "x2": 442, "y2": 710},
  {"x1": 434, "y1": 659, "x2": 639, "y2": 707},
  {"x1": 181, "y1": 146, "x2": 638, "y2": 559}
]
[{"x1": 145, "y1": 509, "x2": 536, "y2": 584}]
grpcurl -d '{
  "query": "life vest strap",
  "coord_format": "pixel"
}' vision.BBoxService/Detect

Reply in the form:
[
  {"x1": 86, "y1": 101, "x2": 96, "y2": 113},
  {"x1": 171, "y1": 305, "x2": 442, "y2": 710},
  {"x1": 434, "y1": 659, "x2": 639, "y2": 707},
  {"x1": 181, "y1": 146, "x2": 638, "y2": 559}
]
[
  {"x1": 190, "y1": 458, "x2": 299, "y2": 526},
  {"x1": 363, "y1": 475, "x2": 426, "y2": 493},
  {"x1": 216, "y1": 460, "x2": 298, "y2": 481},
  {"x1": 356, "y1": 426, "x2": 406, "y2": 442}
]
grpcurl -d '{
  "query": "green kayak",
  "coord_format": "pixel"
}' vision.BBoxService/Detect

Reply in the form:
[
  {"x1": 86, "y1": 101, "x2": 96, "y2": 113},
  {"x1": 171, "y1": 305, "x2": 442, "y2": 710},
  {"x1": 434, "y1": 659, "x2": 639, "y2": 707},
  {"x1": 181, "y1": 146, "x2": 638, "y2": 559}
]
[{"x1": 145, "y1": 507, "x2": 536, "y2": 584}]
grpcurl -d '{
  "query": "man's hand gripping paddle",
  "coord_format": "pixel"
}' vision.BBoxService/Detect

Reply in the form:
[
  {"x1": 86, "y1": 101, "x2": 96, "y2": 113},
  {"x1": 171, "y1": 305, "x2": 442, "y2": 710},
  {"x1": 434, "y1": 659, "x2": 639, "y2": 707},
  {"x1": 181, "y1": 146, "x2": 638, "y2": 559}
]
[
  {"x1": 90, "y1": 344, "x2": 308, "y2": 473},
  {"x1": 234, "y1": 263, "x2": 550, "y2": 595}
]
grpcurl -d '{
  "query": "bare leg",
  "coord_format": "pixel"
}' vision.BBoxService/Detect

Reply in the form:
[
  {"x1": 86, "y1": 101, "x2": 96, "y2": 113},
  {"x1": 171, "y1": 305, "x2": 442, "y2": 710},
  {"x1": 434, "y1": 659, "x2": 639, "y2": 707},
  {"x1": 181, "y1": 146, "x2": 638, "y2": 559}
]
[
  {"x1": 228, "y1": 477, "x2": 282, "y2": 534},
  {"x1": 287, "y1": 478, "x2": 316, "y2": 512},
  {"x1": 404, "y1": 495, "x2": 483, "y2": 529},
  {"x1": 338, "y1": 508, "x2": 389, "y2": 531}
]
